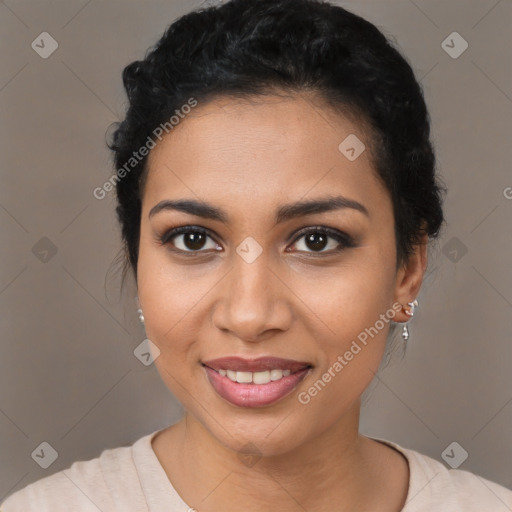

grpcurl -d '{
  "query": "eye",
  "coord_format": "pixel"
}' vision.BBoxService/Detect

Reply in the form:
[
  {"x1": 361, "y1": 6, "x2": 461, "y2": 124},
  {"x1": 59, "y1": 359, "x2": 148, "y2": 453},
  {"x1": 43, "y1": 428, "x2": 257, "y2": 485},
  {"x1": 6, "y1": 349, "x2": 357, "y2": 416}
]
[
  {"x1": 157, "y1": 225, "x2": 355, "y2": 256},
  {"x1": 288, "y1": 227, "x2": 355, "y2": 254},
  {"x1": 158, "y1": 226, "x2": 221, "y2": 254}
]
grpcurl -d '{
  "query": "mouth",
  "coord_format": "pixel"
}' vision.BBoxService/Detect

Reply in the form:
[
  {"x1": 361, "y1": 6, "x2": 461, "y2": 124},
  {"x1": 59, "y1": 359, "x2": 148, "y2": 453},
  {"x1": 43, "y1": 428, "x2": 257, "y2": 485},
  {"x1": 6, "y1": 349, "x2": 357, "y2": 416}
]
[{"x1": 202, "y1": 356, "x2": 313, "y2": 407}]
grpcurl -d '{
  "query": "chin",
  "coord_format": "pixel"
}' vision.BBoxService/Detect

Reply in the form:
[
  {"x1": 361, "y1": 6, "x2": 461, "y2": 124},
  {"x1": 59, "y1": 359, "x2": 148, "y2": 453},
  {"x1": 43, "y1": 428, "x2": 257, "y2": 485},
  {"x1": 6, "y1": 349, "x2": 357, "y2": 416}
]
[{"x1": 194, "y1": 407, "x2": 314, "y2": 458}]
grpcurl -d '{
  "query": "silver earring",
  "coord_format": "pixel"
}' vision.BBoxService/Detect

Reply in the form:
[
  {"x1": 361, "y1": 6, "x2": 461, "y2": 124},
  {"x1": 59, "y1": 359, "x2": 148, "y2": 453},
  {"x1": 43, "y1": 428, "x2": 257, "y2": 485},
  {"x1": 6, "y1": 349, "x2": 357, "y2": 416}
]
[
  {"x1": 405, "y1": 299, "x2": 418, "y2": 317},
  {"x1": 402, "y1": 299, "x2": 418, "y2": 341},
  {"x1": 135, "y1": 296, "x2": 145, "y2": 325}
]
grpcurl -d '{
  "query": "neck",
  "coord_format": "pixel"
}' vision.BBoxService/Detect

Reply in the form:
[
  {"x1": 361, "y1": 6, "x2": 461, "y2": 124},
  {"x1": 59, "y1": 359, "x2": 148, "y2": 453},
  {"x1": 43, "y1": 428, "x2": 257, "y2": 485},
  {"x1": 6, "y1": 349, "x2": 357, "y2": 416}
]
[{"x1": 154, "y1": 400, "x2": 383, "y2": 512}]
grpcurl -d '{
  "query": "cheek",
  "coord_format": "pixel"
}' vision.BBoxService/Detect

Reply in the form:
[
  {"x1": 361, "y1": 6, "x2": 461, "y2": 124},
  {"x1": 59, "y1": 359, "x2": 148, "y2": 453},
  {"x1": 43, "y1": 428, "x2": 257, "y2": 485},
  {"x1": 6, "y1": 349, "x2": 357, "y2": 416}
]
[
  {"x1": 137, "y1": 231, "x2": 242, "y2": 387},
  {"x1": 291, "y1": 255, "x2": 395, "y2": 338},
  {"x1": 139, "y1": 278, "x2": 197, "y2": 348},
  {"x1": 287, "y1": 253, "x2": 396, "y2": 401},
  {"x1": 138, "y1": 238, "x2": 196, "y2": 316},
  {"x1": 296, "y1": 279, "x2": 393, "y2": 416},
  {"x1": 137, "y1": 251, "x2": 182, "y2": 344}
]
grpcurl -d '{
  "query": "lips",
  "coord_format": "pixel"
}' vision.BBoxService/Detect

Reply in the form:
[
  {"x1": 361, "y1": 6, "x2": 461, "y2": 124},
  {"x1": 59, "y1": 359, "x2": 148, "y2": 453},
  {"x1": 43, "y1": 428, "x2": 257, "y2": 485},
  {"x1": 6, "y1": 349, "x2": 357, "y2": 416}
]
[
  {"x1": 202, "y1": 356, "x2": 312, "y2": 373},
  {"x1": 202, "y1": 356, "x2": 313, "y2": 407},
  {"x1": 203, "y1": 365, "x2": 312, "y2": 408}
]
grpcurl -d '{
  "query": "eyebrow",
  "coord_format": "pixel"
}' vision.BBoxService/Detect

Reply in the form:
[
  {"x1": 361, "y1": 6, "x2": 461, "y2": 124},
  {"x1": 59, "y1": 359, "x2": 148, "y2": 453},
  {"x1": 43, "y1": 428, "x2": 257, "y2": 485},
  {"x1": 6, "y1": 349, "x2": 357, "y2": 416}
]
[{"x1": 148, "y1": 195, "x2": 370, "y2": 224}]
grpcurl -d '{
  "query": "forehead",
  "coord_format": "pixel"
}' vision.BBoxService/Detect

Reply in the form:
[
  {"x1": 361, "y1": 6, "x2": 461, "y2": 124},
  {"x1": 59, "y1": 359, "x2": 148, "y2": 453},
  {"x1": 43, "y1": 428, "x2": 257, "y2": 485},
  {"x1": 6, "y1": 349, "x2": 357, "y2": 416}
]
[{"x1": 143, "y1": 94, "x2": 390, "y2": 222}]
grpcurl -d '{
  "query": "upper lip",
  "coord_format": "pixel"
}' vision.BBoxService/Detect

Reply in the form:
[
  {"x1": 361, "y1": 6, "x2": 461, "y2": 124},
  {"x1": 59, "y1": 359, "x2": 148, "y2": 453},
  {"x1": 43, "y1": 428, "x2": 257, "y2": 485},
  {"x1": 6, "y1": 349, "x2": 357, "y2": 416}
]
[{"x1": 203, "y1": 356, "x2": 312, "y2": 373}]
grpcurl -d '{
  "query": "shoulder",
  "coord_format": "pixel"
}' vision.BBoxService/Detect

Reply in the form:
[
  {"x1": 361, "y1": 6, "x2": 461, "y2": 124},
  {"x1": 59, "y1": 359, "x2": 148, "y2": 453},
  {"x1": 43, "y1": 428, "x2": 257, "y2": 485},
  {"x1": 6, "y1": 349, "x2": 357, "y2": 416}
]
[
  {"x1": 378, "y1": 439, "x2": 512, "y2": 512},
  {"x1": 0, "y1": 439, "x2": 143, "y2": 512}
]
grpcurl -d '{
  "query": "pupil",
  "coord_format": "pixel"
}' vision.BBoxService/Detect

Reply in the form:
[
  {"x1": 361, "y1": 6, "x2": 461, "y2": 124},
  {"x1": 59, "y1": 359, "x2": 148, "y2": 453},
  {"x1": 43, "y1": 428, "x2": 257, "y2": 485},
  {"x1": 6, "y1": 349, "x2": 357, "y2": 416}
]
[
  {"x1": 185, "y1": 232, "x2": 206, "y2": 250},
  {"x1": 306, "y1": 233, "x2": 327, "y2": 251}
]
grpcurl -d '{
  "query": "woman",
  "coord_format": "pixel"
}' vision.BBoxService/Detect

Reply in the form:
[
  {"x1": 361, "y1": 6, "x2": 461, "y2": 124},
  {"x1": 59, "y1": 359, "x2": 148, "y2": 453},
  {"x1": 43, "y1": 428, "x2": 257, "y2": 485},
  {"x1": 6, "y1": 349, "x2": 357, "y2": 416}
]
[{"x1": 2, "y1": 0, "x2": 511, "y2": 510}]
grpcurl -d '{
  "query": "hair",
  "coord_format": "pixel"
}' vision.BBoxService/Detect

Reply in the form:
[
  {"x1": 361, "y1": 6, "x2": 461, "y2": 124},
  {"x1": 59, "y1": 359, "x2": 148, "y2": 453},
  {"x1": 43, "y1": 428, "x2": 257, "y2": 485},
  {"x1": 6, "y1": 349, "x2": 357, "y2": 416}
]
[{"x1": 108, "y1": 0, "x2": 446, "y2": 288}]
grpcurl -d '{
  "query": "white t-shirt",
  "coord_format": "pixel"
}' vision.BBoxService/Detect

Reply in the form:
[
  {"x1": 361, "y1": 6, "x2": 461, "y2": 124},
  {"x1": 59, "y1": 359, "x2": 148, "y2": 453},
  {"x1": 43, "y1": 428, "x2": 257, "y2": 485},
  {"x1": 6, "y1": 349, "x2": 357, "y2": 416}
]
[{"x1": 2, "y1": 430, "x2": 511, "y2": 511}]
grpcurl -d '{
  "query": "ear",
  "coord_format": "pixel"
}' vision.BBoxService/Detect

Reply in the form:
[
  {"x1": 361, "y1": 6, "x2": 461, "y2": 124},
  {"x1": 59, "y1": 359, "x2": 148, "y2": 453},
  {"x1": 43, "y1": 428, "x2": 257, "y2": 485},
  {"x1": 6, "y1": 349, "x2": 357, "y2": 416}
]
[{"x1": 393, "y1": 230, "x2": 428, "y2": 322}]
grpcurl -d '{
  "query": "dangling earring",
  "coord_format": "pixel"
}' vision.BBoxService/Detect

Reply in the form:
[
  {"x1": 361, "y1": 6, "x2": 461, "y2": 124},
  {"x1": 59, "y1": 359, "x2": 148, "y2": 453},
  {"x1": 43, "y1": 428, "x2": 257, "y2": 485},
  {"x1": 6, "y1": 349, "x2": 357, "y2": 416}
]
[
  {"x1": 402, "y1": 299, "x2": 418, "y2": 341},
  {"x1": 135, "y1": 296, "x2": 145, "y2": 325}
]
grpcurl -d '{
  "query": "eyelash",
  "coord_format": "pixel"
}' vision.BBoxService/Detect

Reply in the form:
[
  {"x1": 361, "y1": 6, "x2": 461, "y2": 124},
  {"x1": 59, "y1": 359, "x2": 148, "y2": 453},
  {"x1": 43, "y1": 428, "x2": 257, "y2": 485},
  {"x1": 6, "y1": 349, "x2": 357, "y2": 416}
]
[{"x1": 156, "y1": 225, "x2": 356, "y2": 257}]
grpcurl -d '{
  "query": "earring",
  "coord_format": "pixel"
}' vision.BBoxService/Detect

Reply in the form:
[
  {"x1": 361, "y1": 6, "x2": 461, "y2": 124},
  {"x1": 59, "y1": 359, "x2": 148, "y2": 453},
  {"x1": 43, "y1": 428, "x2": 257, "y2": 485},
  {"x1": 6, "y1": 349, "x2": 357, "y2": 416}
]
[
  {"x1": 405, "y1": 299, "x2": 418, "y2": 317},
  {"x1": 402, "y1": 299, "x2": 418, "y2": 341},
  {"x1": 135, "y1": 296, "x2": 145, "y2": 325}
]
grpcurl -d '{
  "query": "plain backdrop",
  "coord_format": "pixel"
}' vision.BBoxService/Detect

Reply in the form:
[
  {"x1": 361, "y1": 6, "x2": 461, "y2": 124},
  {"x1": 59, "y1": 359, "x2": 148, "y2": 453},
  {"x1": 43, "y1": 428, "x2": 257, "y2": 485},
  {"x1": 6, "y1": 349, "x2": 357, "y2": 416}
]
[{"x1": 1, "y1": 0, "x2": 511, "y2": 500}]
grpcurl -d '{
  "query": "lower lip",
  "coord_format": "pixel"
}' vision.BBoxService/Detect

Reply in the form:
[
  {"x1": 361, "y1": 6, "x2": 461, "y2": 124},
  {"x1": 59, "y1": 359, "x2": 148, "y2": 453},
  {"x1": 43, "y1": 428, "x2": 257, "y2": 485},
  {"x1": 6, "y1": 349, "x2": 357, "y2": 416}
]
[{"x1": 203, "y1": 366, "x2": 311, "y2": 408}]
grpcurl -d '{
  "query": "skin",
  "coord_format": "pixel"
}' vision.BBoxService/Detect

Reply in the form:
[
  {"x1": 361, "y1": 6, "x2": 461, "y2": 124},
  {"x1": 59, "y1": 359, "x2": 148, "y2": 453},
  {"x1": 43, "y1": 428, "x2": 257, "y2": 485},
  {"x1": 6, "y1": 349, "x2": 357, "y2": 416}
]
[{"x1": 136, "y1": 92, "x2": 428, "y2": 512}]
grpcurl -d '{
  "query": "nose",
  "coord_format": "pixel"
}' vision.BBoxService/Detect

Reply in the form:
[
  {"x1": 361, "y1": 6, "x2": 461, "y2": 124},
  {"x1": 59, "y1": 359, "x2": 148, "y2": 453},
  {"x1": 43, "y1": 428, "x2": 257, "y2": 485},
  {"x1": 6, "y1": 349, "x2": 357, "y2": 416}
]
[{"x1": 212, "y1": 252, "x2": 293, "y2": 342}]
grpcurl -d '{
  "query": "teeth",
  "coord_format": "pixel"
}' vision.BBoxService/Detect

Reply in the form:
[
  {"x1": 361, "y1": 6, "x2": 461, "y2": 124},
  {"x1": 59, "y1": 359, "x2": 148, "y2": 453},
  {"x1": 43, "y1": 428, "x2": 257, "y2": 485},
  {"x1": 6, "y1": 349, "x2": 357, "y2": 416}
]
[
  {"x1": 270, "y1": 369, "x2": 281, "y2": 381},
  {"x1": 219, "y1": 368, "x2": 294, "y2": 384},
  {"x1": 235, "y1": 371, "x2": 253, "y2": 383},
  {"x1": 254, "y1": 371, "x2": 271, "y2": 384}
]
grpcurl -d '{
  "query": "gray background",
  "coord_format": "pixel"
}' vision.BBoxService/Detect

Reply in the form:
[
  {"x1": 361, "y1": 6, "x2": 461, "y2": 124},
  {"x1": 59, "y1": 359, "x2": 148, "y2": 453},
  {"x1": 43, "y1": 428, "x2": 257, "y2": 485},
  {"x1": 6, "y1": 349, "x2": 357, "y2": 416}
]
[{"x1": 1, "y1": 0, "x2": 511, "y2": 502}]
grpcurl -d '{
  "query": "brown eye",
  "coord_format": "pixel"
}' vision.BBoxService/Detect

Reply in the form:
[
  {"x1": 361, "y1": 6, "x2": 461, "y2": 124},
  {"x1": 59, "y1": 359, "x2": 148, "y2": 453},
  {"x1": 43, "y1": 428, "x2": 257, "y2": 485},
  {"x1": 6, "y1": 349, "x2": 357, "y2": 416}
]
[
  {"x1": 159, "y1": 226, "x2": 221, "y2": 254},
  {"x1": 303, "y1": 232, "x2": 329, "y2": 251},
  {"x1": 179, "y1": 232, "x2": 208, "y2": 251},
  {"x1": 289, "y1": 227, "x2": 355, "y2": 254}
]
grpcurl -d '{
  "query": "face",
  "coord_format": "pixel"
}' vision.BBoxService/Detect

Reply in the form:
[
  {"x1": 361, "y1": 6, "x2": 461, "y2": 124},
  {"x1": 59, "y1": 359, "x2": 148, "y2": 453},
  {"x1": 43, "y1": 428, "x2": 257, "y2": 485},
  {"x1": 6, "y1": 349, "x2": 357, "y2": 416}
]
[{"x1": 137, "y1": 93, "x2": 422, "y2": 456}]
